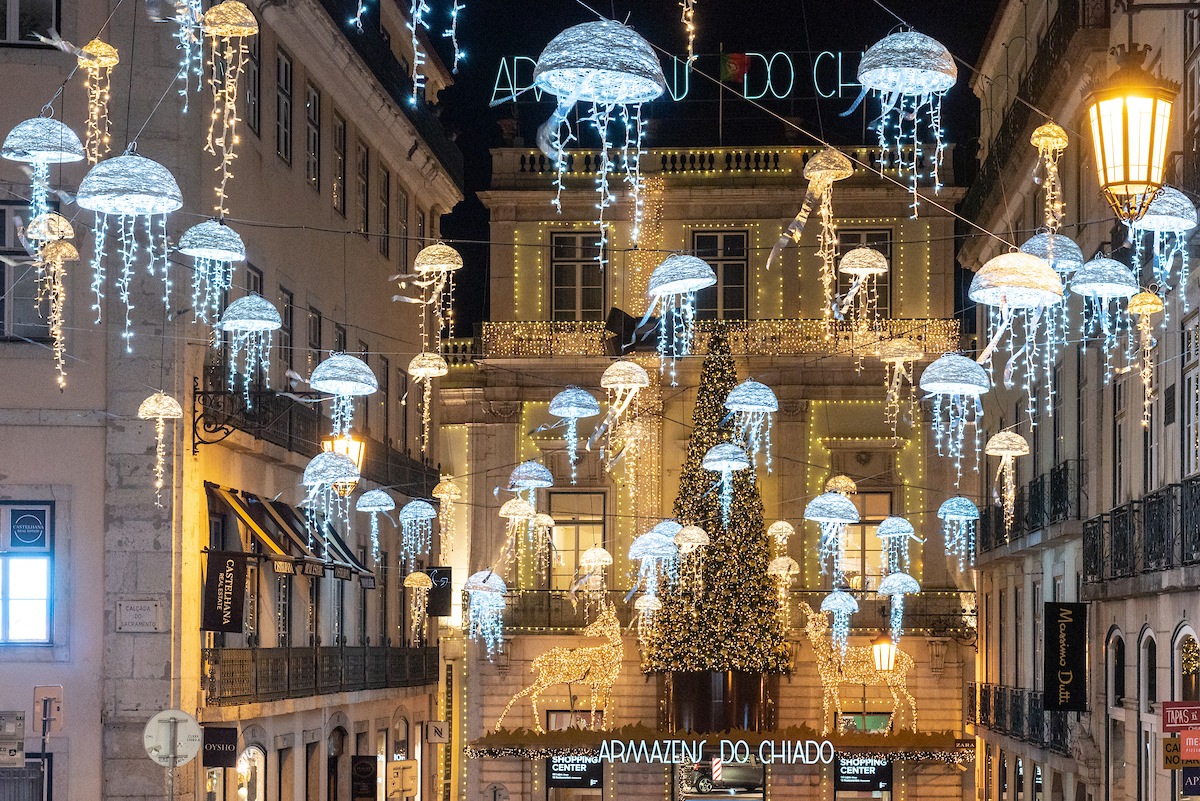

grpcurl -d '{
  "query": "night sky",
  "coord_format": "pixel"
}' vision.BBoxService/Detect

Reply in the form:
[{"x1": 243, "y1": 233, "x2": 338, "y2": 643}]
[{"x1": 432, "y1": 0, "x2": 1002, "y2": 330}]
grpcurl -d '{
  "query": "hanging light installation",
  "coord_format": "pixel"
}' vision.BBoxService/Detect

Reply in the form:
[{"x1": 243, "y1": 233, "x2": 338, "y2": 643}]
[
  {"x1": 919, "y1": 353, "x2": 990, "y2": 485},
  {"x1": 399, "y1": 499, "x2": 438, "y2": 567},
  {"x1": 938, "y1": 496, "x2": 980, "y2": 571},
  {"x1": 578, "y1": 545, "x2": 613, "y2": 617},
  {"x1": 173, "y1": 0, "x2": 204, "y2": 109},
  {"x1": 856, "y1": 30, "x2": 957, "y2": 211},
  {"x1": 804, "y1": 491, "x2": 860, "y2": 583},
  {"x1": 498, "y1": 497, "x2": 539, "y2": 568},
  {"x1": 767, "y1": 555, "x2": 800, "y2": 627},
  {"x1": 876, "y1": 515, "x2": 920, "y2": 575},
  {"x1": 767, "y1": 520, "x2": 794, "y2": 549},
  {"x1": 674, "y1": 524, "x2": 708, "y2": 598},
  {"x1": 138, "y1": 391, "x2": 183, "y2": 507},
  {"x1": 532, "y1": 513, "x2": 556, "y2": 566},
  {"x1": 443, "y1": 0, "x2": 466, "y2": 73},
  {"x1": 35, "y1": 238, "x2": 78, "y2": 389},
  {"x1": 412, "y1": 242, "x2": 464, "y2": 348},
  {"x1": 321, "y1": 432, "x2": 365, "y2": 497},
  {"x1": 877, "y1": 571, "x2": 920, "y2": 643},
  {"x1": 702, "y1": 442, "x2": 750, "y2": 525},
  {"x1": 1030, "y1": 122, "x2": 1069, "y2": 232},
  {"x1": 985, "y1": 431, "x2": 1029, "y2": 532},
  {"x1": 970, "y1": 252, "x2": 1064, "y2": 422},
  {"x1": 218, "y1": 294, "x2": 280, "y2": 404},
  {"x1": 530, "y1": 21, "x2": 667, "y2": 253},
  {"x1": 836, "y1": 247, "x2": 890, "y2": 346},
  {"x1": 78, "y1": 39, "x2": 119, "y2": 164},
  {"x1": 878, "y1": 338, "x2": 923, "y2": 435},
  {"x1": 25, "y1": 212, "x2": 75, "y2": 243},
  {"x1": 1070, "y1": 256, "x2": 1138, "y2": 382},
  {"x1": 629, "y1": 530, "x2": 678, "y2": 596},
  {"x1": 355, "y1": 489, "x2": 395, "y2": 564},
  {"x1": 724, "y1": 379, "x2": 777, "y2": 471},
  {"x1": 592, "y1": 360, "x2": 650, "y2": 454},
  {"x1": 77, "y1": 148, "x2": 184, "y2": 348},
  {"x1": 407, "y1": 0, "x2": 431, "y2": 103},
  {"x1": 301, "y1": 452, "x2": 359, "y2": 533},
  {"x1": 2, "y1": 117, "x2": 84, "y2": 221},
  {"x1": 432, "y1": 476, "x2": 462, "y2": 563},
  {"x1": 635, "y1": 593, "x2": 662, "y2": 645},
  {"x1": 1019, "y1": 232, "x2": 1086, "y2": 347},
  {"x1": 1129, "y1": 290, "x2": 1165, "y2": 427},
  {"x1": 310, "y1": 353, "x2": 378, "y2": 437},
  {"x1": 821, "y1": 589, "x2": 858, "y2": 656},
  {"x1": 465, "y1": 570, "x2": 507, "y2": 658},
  {"x1": 408, "y1": 352, "x2": 448, "y2": 454},
  {"x1": 549, "y1": 387, "x2": 601, "y2": 484},
  {"x1": 202, "y1": 1, "x2": 258, "y2": 215},
  {"x1": 404, "y1": 571, "x2": 433, "y2": 641},
  {"x1": 680, "y1": 0, "x2": 697, "y2": 64},
  {"x1": 179, "y1": 219, "x2": 246, "y2": 324},
  {"x1": 1129, "y1": 187, "x2": 1197, "y2": 316},
  {"x1": 646, "y1": 255, "x2": 716, "y2": 385},
  {"x1": 825, "y1": 474, "x2": 858, "y2": 496},
  {"x1": 508, "y1": 460, "x2": 554, "y2": 503}
]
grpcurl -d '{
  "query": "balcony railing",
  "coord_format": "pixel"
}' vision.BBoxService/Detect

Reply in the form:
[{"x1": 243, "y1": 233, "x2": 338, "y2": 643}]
[
  {"x1": 979, "y1": 462, "x2": 1083, "y2": 554},
  {"x1": 1081, "y1": 479, "x2": 1200, "y2": 584},
  {"x1": 476, "y1": 319, "x2": 961, "y2": 360},
  {"x1": 967, "y1": 681, "x2": 977, "y2": 724},
  {"x1": 973, "y1": 684, "x2": 1069, "y2": 754},
  {"x1": 203, "y1": 646, "x2": 439, "y2": 706}
]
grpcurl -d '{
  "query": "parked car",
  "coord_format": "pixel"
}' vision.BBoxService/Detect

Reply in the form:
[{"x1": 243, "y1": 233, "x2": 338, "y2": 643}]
[{"x1": 682, "y1": 755, "x2": 764, "y2": 793}]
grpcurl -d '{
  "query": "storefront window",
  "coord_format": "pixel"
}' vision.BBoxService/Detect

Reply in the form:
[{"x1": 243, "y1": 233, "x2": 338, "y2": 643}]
[
  {"x1": 1182, "y1": 635, "x2": 1199, "y2": 700},
  {"x1": 237, "y1": 746, "x2": 266, "y2": 801},
  {"x1": 205, "y1": 768, "x2": 225, "y2": 801}
]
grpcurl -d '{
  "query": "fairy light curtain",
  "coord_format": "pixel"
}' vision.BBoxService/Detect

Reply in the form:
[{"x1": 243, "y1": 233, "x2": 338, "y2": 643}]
[
  {"x1": 836, "y1": 247, "x2": 890, "y2": 347},
  {"x1": 32, "y1": 232, "x2": 77, "y2": 389},
  {"x1": 432, "y1": 476, "x2": 462, "y2": 562},
  {"x1": 877, "y1": 571, "x2": 920, "y2": 643},
  {"x1": 820, "y1": 589, "x2": 858, "y2": 656},
  {"x1": 78, "y1": 39, "x2": 119, "y2": 164},
  {"x1": 173, "y1": 0, "x2": 204, "y2": 108},
  {"x1": 529, "y1": 20, "x2": 667, "y2": 255},
  {"x1": 724, "y1": 379, "x2": 777, "y2": 471},
  {"x1": 218, "y1": 293, "x2": 281, "y2": 404},
  {"x1": 404, "y1": 572, "x2": 434, "y2": 641},
  {"x1": 1070, "y1": 256, "x2": 1138, "y2": 382},
  {"x1": 1019, "y1": 232, "x2": 1084, "y2": 347},
  {"x1": 201, "y1": 1, "x2": 259, "y2": 216},
  {"x1": 2, "y1": 117, "x2": 84, "y2": 223},
  {"x1": 77, "y1": 149, "x2": 183, "y2": 349},
  {"x1": 645, "y1": 255, "x2": 716, "y2": 385},
  {"x1": 301, "y1": 452, "x2": 359, "y2": 534},
  {"x1": 803, "y1": 491, "x2": 860, "y2": 585},
  {"x1": 399, "y1": 499, "x2": 438, "y2": 567},
  {"x1": 465, "y1": 570, "x2": 507, "y2": 658},
  {"x1": 855, "y1": 30, "x2": 957, "y2": 213},
  {"x1": 1030, "y1": 122, "x2": 1069, "y2": 232},
  {"x1": 591, "y1": 359, "x2": 650, "y2": 456},
  {"x1": 1129, "y1": 290, "x2": 1165, "y2": 427},
  {"x1": 410, "y1": 243, "x2": 463, "y2": 350},
  {"x1": 878, "y1": 338, "x2": 923, "y2": 435},
  {"x1": 919, "y1": 353, "x2": 990, "y2": 486},
  {"x1": 179, "y1": 220, "x2": 246, "y2": 324}
]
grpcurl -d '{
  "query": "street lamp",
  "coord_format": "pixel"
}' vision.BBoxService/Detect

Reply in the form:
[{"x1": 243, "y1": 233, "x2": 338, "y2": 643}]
[
  {"x1": 1084, "y1": 43, "x2": 1179, "y2": 222},
  {"x1": 872, "y1": 631, "x2": 897, "y2": 673},
  {"x1": 321, "y1": 432, "x2": 365, "y2": 497}
]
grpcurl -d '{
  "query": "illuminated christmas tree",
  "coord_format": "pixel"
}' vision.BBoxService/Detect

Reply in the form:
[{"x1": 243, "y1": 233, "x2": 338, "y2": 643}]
[{"x1": 643, "y1": 327, "x2": 791, "y2": 675}]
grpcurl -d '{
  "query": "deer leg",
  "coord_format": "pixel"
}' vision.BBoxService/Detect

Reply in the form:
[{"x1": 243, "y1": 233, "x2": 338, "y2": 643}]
[
  {"x1": 531, "y1": 681, "x2": 547, "y2": 734},
  {"x1": 821, "y1": 677, "x2": 832, "y2": 737},
  {"x1": 495, "y1": 682, "x2": 539, "y2": 732},
  {"x1": 884, "y1": 676, "x2": 902, "y2": 734}
]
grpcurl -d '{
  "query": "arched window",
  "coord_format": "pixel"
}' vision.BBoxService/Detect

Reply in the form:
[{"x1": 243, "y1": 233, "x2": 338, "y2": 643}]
[
  {"x1": 1110, "y1": 634, "x2": 1126, "y2": 706},
  {"x1": 1182, "y1": 635, "x2": 1199, "y2": 701},
  {"x1": 391, "y1": 716, "x2": 409, "y2": 761},
  {"x1": 236, "y1": 746, "x2": 266, "y2": 801},
  {"x1": 1143, "y1": 636, "x2": 1158, "y2": 711}
]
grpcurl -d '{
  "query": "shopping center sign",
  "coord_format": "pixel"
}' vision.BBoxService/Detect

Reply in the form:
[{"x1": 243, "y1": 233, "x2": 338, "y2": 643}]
[{"x1": 598, "y1": 738, "x2": 836, "y2": 765}]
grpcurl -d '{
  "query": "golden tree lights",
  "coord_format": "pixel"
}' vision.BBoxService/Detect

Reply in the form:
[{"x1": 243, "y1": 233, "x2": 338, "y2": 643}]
[
  {"x1": 202, "y1": 1, "x2": 258, "y2": 215},
  {"x1": 138, "y1": 391, "x2": 183, "y2": 507},
  {"x1": 78, "y1": 39, "x2": 119, "y2": 164}
]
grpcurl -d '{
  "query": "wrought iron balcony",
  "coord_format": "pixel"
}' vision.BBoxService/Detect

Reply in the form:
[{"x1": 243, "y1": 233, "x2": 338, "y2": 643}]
[
  {"x1": 978, "y1": 462, "x2": 1081, "y2": 556},
  {"x1": 973, "y1": 684, "x2": 1064, "y2": 750},
  {"x1": 1047, "y1": 710, "x2": 1071, "y2": 755},
  {"x1": 967, "y1": 681, "x2": 977, "y2": 724},
  {"x1": 1081, "y1": 479, "x2": 1200, "y2": 586},
  {"x1": 1026, "y1": 691, "x2": 1045, "y2": 744},
  {"x1": 203, "y1": 645, "x2": 439, "y2": 706}
]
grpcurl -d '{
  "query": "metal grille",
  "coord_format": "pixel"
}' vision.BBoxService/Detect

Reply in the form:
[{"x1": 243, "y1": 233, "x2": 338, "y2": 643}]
[
  {"x1": 1083, "y1": 515, "x2": 1105, "y2": 583},
  {"x1": 0, "y1": 768, "x2": 42, "y2": 801}
]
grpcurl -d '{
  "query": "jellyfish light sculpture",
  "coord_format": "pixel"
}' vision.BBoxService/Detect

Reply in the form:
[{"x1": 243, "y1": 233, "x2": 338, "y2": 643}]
[
  {"x1": 1019, "y1": 232, "x2": 1085, "y2": 347},
  {"x1": 635, "y1": 593, "x2": 663, "y2": 645},
  {"x1": 411, "y1": 243, "x2": 464, "y2": 348},
  {"x1": 826, "y1": 474, "x2": 858, "y2": 496},
  {"x1": 969, "y1": 252, "x2": 1064, "y2": 422},
  {"x1": 877, "y1": 571, "x2": 920, "y2": 643},
  {"x1": 592, "y1": 360, "x2": 650, "y2": 454},
  {"x1": 878, "y1": 338, "x2": 923, "y2": 435},
  {"x1": 34, "y1": 238, "x2": 78, "y2": 388},
  {"x1": 202, "y1": 1, "x2": 258, "y2": 215},
  {"x1": 919, "y1": 353, "x2": 990, "y2": 485},
  {"x1": 646, "y1": 255, "x2": 716, "y2": 385},
  {"x1": 804, "y1": 491, "x2": 860, "y2": 583},
  {"x1": 302, "y1": 452, "x2": 359, "y2": 535},
  {"x1": 508, "y1": 460, "x2": 554, "y2": 503},
  {"x1": 876, "y1": 515, "x2": 920, "y2": 574},
  {"x1": 172, "y1": 0, "x2": 204, "y2": 110},
  {"x1": 530, "y1": 21, "x2": 667, "y2": 251},
  {"x1": 432, "y1": 476, "x2": 462, "y2": 562},
  {"x1": 836, "y1": 247, "x2": 890, "y2": 347},
  {"x1": 550, "y1": 387, "x2": 601, "y2": 484},
  {"x1": 856, "y1": 30, "x2": 957, "y2": 212},
  {"x1": 179, "y1": 219, "x2": 246, "y2": 324},
  {"x1": 702, "y1": 443, "x2": 750, "y2": 525},
  {"x1": 674, "y1": 524, "x2": 708, "y2": 598},
  {"x1": 767, "y1": 520, "x2": 795, "y2": 549},
  {"x1": 78, "y1": 39, "x2": 119, "y2": 164},
  {"x1": 2, "y1": 117, "x2": 84, "y2": 222},
  {"x1": 408, "y1": 352, "x2": 448, "y2": 454},
  {"x1": 465, "y1": 570, "x2": 507, "y2": 658},
  {"x1": 578, "y1": 545, "x2": 614, "y2": 617},
  {"x1": 138, "y1": 391, "x2": 183, "y2": 507},
  {"x1": 629, "y1": 530, "x2": 678, "y2": 596},
  {"x1": 767, "y1": 555, "x2": 800, "y2": 627},
  {"x1": 1130, "y1": 187, "x2": 1197, "y2": 316},
  {"x1": 1070, "y1": 256, "x2": 1138, "y2": 382},
  {"x1": 355, "y1": 489, "x2": 395, "y2": 564},
  {"x1": 724, "y1": 379, "x2": 777, "y2": 471},
  {"x1": 218, "y1": 294, "x2": 281, "y2": 404},
  {"x1": 1129, "y1": 290, "x2": 1165, "y2": 428},
  {"x1": 821, "y1": 589, "x2": 859, "y2": 656},
  {"x1": 310, "y1": 353, "x2": 378, "y2": 437},
  {"x1": 77, "y1": 149, "x2": 184, "y2": 348},
  {"x1": 499, "y1": 497, "x2": 539, "y2": 568},
  {"x1": 938, "y1": 496, "x2": 980, "y2": 570},
  {"x1": 985, "y1": 432, "x2": 1029, "y2": 532},
  {"x1": 404, "y1": 571, "x2": 433, "y2": 641},
  {"x1": 1030, "y1": 122, "x2": 1069, "y2": 232},
  {"x1": 399, "y1": 499, "x2": 438, "y2": 567}
]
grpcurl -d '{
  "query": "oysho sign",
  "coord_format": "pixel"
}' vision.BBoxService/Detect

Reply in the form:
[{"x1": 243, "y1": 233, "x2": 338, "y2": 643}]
[{"x1": 597, "y1": 738, "x2": 835, "y2": 765}]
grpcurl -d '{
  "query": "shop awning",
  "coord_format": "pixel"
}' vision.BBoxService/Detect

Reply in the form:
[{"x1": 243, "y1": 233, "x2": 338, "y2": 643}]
[
  {"x1": 205, "y1": 483, "x2": 294, "y2": 571},
  {"x1": 320, "y1": 520, "x2": 377, "y2": 587},
  {"x1": 263, "y1": 500, "x2": 361, "y2": 581},
  {"x1": 248, "y1": 495, "x2": 326, "y2": 576}
]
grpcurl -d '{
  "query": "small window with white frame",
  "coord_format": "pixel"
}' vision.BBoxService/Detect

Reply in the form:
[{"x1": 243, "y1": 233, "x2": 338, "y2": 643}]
[
  {"x1": 1, "y1": 0, "x2": 55, "y2": 44},
  {"x1": 693, "y1": 230, "x2": 747, "y2": 320},
  {"x1": 0, "y1": 201, "x2": 48, "y2": 341},
  {"x1": 0, "y1": 501, "x2": 53, "y2": 644},
  {"x1": 550, "y1": 233, "x2": 605, "y2": 321},
  {"x1": 836, "y1": 229, "x2": 893, "y2": 318}
]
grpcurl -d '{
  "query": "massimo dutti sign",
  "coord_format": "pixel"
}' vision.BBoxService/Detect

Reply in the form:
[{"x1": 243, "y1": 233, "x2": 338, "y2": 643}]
[
  {"x1": 1043, "y1": 602, "x2": 1087, "y2": 712},
  {"x1": 202, "y1": 551, "x2": 247, "y2": 633}
]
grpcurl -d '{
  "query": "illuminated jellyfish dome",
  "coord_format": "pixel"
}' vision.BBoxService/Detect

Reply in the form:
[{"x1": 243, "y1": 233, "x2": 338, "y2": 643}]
[
  {"x1": 820, "y1": 589, "x2": 859, "y2": 615},
  {"x1": 876, "y1": 515, "x2": 915, "y2": 539},
  {"x1": 985, "y1": 431, "x2": 1030, "y2": 458},
  {"x1": 356, "y1": 489, "x2": 395, "y2": 513},
  {"x1": 532, "y1": 20, "x2": 667, "y2": 105},
  {"x1": 1138, "y1": 187, "x2": 1198, "y2": 234},
  {"x1": 938, "y1": 496, "x2": 980, "y2": 523},
  {"x1": 858, "y1": 30, "x2": 957, "y2": 95},
  {"x1": 2, "y1": 117, "x2": 85, "y2": 163},
  {"x1": 838, "y1": 247, "x2": 889, "y2": 277},
  {"x1": 25, "y1": 212, "x2": 75, "y2": 242},
  {"x1": 918, "y1": 353, "x2": 990, "y2": 396},
  {"x1": 498, "y1": 497, "x2": 537, "y2": 521},
  {"x1": 310, "y1": 353, "x2": 377, "y2": 396},
  {"x1": 877, "y1": 571, "x2": 920, "y2": 597},
  {"x1": 725, "y1": 379, "x2": 778, "y2": 414},
  {"x1": 601, "y1": 360, "x2": 650, "y2": 391},
  {"x1": 413, "y1": 242, "x2": 465, "y2": 275},
  {"x1": 803, "y1": 147, "x2": 854, "y2": 182},
  {"x1": 629, "y1": 531, "x2": 678, "y2": 561},
  {"x1": 674, "y1": 525, "x2": 708, "y2": 553},
  {"x1": 221, "y1": 294, "x2": 281, "y2": 333},
  {"x1": 1019, "y1": 233, "x2": 1085, "y2": 276},
  {"x1": 804, "y1": 491, "x2": 859, "y2": 524},
  {"x1": 1070, "y1": 257, "x2": 1138, "y2": 299},
  {"x1": 702, "y1": 442, "x2": 750, "y2": 472},
  {"x1": 767, "y1": 556, "x2": 800, "y2": 579},
  {"x1": 303, "y1": 451, "x2": 359, "y2": 487},
  {"x1": 649, "y1": 520, "x2": 683, "y2": 540},
  {"x1": 179, "y1": 219, "x2": 246, "y2": 262},
  {"x1": 77, "y1": 152, "x2": 183, "y2": 216},
  {"x1": 969, "y1": 252, "x2": 1063, "y2": 309},
  {"x1": 508, "y1": 460, "x2": 554, "y2": 491},
  {"x1": 549, "y1": 386, "x2": 601, "y2": 419},
  {"x1": 648, "y1": 255, "x2": 717, "y2": 298}
]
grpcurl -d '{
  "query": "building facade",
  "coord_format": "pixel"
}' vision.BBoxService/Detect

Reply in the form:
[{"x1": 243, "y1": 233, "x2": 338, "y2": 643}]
[
  {"x1": 0, "y1": 3, "x2": 461, "y2": 801},
  {"x1": 961, "y1": 2, "x2": 1200, "y2": 800},
  {"x1": 436, "y1": 143, "x2": 977, "y2": 799}
]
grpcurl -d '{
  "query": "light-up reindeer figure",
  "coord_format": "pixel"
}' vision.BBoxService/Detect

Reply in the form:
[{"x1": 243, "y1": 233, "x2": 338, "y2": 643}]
[
  {"x1": 494, "y1": 603, "x2": 623, "y2": 734},
  {"x1": 798, "y1": 601, "x2": 917, "y2": 735}
]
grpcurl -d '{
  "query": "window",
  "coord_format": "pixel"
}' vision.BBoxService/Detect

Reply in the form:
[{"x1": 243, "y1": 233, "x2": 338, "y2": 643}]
[
  {"x1": 1013, "y1": 586, "x2": 1022, "y2": 687},
  {"x1": 245, "y1": 36, "x2": 260, "y2": 135},
  {"x1": 356, "y1": 142, "x2": 370, "y2": 236},
  {"x1": 837, "y1": 229, "x2": 893, "y2": 317},
  {"x1": 547, "y1": 493, "x2": 605, "y2": 590},
  {"x1": 357, "y1": 340, "x2": 370, "y2": 434},
  {"x1": 550, "y1": 233, "x2": 604, "y2": 321},
  {"x1": 398, "y1": 368, "x2": 411, "y2": 453},
  {"x1": 332, "y1": 112, "x2": 347, "y2": 216},
  {"x1": 1051, "y1": 363, "x2": 1063, "y2": 466},
  {"x1": 378, "y1": 356, "x2": 390, "y2": 444},
  {"x1": 1032, "y1": 583, "x2": 1042, "y2": 690},
  {"x1": 1145, "y1": 402, "x2": 1158, "y2": 493},
  {"x1": 378, "y1": 550, "x2": 389, "y2": 645},
  {"x1": 0, "y1": 502, "x2": 52, "y2": 643},
  {"x1": 304, "y1": 83, "x2": 321, "y2": 190},
  {"x1": 1183, "y1": 635, "x2": 1200, "y2": 701},
  {"x1": 358, "y1": 548, "x2": 368, "y2": 645},
  {"x1": 397, "y1": 189, "x2": 410, "y2": 268},
  {"x1": 0, "y1": 202, "x2": 46, "y2": 340},
  {"x1": 838, "y1": 491, "x2": 891, "y2": 591},
  {"x1": 275, "y1": 574, "x2": 291, "y2": 647},
  {"x1": 236, "y1": 747, "x2": 266, "y2": 801},
  {"x1": 693, "y1": 230, "x2": 748, "y2": 320},
  {"x1": 1110, "y1": 635, "x2": 1126, "y2": 704},
  {"x1": 416, "y1": 210, "x2": 426, "y2": 246},
  {"x1": 333, "y1": 324, "x2": 347, "y2": 354},
  {"x1": 245, "y1": 265, "x2": 263, "y2": 296},
  {"x1": 378, "y1": 165, "x2": 391, "y2": 257},
  {"x1": 1114, "y1": 379, "x2": 1126, "y2": 505},
  {"x1": 275, "y1": 49, "x2": 293, "y2": 164},
  {"x1": 1143, "y1": 636, "x2": 1157, "y2": 710},
  {"x1": 307, "y1": 307, "x2": 322, "y2": 374},
  {"x1": 2, "y1": 0, "x2": 54, "y2": 44},
  {"x1": 277, "y1": 287, "x2": 294, "y2": 385},
  {"x1": 1186, "y1": 321, "x2": 1200, "y2": 477}
]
